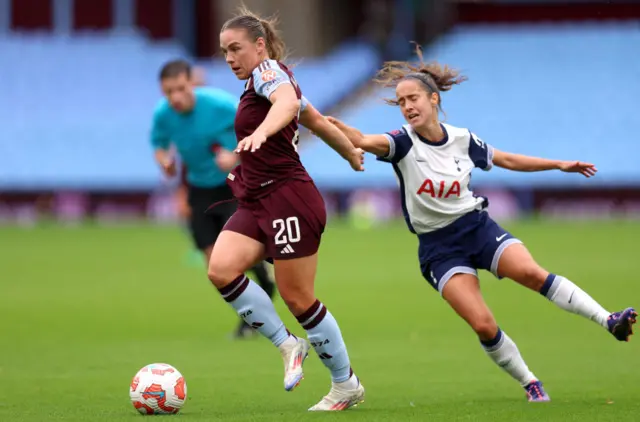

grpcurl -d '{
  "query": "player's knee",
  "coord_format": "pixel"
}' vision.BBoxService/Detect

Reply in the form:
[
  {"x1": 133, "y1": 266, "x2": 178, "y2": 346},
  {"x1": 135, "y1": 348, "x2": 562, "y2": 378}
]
[
  {"x1": 279, "y1": 289, "x2": 315, "y2": 316},
  {"x1": 470, "y1": 314, "x2": 498, "y2": 339},
  {"x1": 207, "y1": 260, "x2": 236, "y2": 289}
]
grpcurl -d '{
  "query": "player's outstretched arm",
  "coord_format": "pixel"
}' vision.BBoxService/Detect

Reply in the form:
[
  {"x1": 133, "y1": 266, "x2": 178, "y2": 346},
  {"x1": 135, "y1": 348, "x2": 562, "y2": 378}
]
[
  {"x1": 299, "y1": 102, "x2": 364, "y2": 171},
  {"x1": 237, "y1": 84, "x2": 300, "y2": 153},
  {"x1": 327, "y1": 117, "x2": 391, "y2": 157},
  {"x1": 493, "y1": 149, "x2": 597, "y2": 177}
]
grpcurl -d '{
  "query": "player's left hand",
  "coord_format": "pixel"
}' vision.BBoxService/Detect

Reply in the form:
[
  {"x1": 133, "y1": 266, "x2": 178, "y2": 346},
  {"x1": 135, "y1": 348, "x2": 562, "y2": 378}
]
[
  {"x1": 236, "y1": 131, "x2": 267, "y2": 153},
  {"x1": 215, "y1": 149, "x2": 239, "y2": 172},
  {"x1": 559, "y1": 161, "x2": 597, "y2": 178},
  {"x1": 347, "y1": 147, "x2": 365, "y2": 172}
]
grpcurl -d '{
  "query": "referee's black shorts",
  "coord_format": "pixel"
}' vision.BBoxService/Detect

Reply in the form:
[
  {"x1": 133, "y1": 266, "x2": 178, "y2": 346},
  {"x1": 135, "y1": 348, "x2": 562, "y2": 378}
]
[{"x1": 187, "y1": 184, "x2": 236, "y2": 251}]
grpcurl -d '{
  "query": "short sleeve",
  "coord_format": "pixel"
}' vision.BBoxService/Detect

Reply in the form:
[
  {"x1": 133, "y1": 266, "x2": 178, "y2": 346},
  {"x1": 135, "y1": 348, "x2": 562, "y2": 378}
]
[
  {"x1": 253, "y1": 60, "x2": 292, "y2": 100},
  {"x1": 300, "y1": 95, "x2": 309, "y2": 112},
  {"x1": 150, "y1": 107, "x2": 170, "y2": 150},
  {"x1": 468, "y1": 131, "x2": 494, "y2": 171},
  {"x1": 377, "y1": 128, "x2": 413, "y2": 164}
]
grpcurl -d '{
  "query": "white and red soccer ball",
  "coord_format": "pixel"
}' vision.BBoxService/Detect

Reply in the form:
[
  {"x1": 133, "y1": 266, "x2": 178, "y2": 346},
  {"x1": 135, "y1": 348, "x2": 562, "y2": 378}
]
[{"x1": 130, "y1": 363, "x2": 187, "y2": 415}]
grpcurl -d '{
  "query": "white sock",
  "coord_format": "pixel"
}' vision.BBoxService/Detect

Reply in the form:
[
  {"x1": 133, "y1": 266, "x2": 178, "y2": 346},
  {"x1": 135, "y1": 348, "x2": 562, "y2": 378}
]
[
  {"x1": 540, "y1": 274, "x2": 610, "y2": 329},
  {"x1": 336, "y1": 373, "x2": 359, "y2": 390},
  {"x1": 278, "y1": 335, "x2": 299, "y2": 353},
  {"x1": 482, "y1": 329, "x2": 537, "y2": 387}
]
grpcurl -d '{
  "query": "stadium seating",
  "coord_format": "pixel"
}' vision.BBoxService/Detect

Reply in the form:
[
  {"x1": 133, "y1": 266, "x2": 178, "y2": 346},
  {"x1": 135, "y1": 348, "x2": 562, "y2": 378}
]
[
  {"x1": 302, "y1": 22, "x2": 640, "y2": 189},
  {"x1": 0, "y1": 31, "x2": 378, "y2": 190},
  {"x1": 1, "y1": 23, "x2": 638, "y2": 190}
]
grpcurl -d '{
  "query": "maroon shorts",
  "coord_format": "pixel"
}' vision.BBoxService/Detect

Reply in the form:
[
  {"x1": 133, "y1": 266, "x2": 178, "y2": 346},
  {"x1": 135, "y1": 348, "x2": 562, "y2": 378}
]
[{"x1": 222, "y1": 179, "x2": 327, "y2": 260}]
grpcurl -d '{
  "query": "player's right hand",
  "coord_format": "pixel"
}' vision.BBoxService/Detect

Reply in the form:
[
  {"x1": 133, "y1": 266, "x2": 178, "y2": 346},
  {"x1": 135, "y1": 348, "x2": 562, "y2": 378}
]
[
  {"x1": 558, "y1": 160, "x2": 597, "y2": 178},
  {"x1": 348, "y1": 147, "x2": 365, "y2": 172}
]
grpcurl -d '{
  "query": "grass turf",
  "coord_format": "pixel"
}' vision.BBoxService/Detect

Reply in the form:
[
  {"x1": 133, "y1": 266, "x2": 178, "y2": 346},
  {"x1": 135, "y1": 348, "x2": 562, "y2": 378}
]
[{"x1": 0, "y1": 218, "x2": 638, "y2": 421}]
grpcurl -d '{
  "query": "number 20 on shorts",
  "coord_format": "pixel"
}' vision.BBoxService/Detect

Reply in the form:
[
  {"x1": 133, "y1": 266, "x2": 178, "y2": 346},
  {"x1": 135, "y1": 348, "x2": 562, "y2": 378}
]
[{"x1": 273, "y1": 217, "x2": 301, "y2": 245}]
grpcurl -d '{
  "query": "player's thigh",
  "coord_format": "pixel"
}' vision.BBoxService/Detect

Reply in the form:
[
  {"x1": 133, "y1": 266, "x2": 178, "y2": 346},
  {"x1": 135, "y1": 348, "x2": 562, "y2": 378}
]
[
  {"x1": 274, "y1": 254, "x2": 318, "y2": 316},
  {"x1": 496, "y1": 243, "x2": 549, "y2": 292},
  {"x1": 208, "y1": 208, "x2": 266, "y2": 289},
  {"x1": 441, "y1": 273, "x2": 499, "y2": 341},
  {"x1": 474, "y1": 214, "x2": 548, "y2": 291},
  {"x1": 422, "y1": 255, "x2": 477, "y2": 295}
]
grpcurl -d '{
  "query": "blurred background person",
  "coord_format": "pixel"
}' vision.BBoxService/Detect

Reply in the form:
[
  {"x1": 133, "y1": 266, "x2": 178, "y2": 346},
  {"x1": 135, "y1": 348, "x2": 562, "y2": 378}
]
[{"x1": 151, "y1": 59, "x2": 276, "y2": 340}]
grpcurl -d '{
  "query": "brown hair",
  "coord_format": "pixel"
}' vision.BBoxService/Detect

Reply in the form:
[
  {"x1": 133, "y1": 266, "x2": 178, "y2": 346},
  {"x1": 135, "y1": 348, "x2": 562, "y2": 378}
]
[
  {"x1": 221, "y1": 6, "x2": 287, "y2": 62},
  {"x1": 159, "y1": 59, "x2": 191, "y2": 81},
  {"x1": 375, "y1": 44, "x2": 467, "y2": 113}
]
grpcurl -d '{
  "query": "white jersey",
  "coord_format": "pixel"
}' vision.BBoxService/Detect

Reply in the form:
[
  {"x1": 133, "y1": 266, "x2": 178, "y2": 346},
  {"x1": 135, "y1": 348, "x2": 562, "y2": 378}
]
[{"x1": 378, "y1": 123, "x2": 494, "y2": 234}]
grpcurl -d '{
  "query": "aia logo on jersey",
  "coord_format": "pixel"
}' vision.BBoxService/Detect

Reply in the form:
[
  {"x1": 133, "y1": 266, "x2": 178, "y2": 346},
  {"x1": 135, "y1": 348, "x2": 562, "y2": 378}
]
[
  {"x1": 417, "y1": 179, "x2": 461, "y2": 198},
  {"x1": 261, "y1": 70, "x2": 277, "y2": 82}
]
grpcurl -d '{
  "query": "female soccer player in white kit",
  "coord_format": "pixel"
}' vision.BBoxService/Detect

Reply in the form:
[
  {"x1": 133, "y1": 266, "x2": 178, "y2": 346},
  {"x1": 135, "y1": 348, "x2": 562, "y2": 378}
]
[{"x1": 329, "y1": 51, "x2": 637, "y2": 402}]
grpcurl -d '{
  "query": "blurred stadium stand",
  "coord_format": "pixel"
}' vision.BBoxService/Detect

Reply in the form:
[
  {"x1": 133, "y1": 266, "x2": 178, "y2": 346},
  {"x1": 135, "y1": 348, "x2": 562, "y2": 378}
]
[
  {"x1": 1, "y1": 0, "x2": 640, "y2": 220},
  {"x1": 0, "y1": 33, "x2": 379, "y2": 190},
  {"x1": 304, "y1": 22, "x2": 640, "y2": 190}
]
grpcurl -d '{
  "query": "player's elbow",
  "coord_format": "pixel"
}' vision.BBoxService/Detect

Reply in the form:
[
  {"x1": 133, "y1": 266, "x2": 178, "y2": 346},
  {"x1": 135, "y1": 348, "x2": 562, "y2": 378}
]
[
  {"x1": 493, "y1": 150, "x2": 517, "y2": 170},
  {"x1": 278, "y1": 96, "x2": 299, "y2": 120}
]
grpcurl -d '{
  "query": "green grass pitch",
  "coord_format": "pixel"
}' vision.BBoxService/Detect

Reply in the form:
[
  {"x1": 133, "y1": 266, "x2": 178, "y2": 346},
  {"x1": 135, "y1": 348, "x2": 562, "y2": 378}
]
[{"x1": 1, "y1": 218, "x2": 638, "y2": 421}]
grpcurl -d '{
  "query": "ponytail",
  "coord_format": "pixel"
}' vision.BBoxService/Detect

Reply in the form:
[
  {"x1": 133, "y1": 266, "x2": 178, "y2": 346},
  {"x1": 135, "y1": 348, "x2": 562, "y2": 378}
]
[
  {"x1": 222, "y1": 6, "x2": 288, "y2": 62},
  {"x1": 375, "y1": 43, "x2": 467, "y2": 109}
]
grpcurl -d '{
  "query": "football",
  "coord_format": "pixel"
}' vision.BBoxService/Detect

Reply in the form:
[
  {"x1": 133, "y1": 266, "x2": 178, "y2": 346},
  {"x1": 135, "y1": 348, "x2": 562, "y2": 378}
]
[{"x1": 129, "y1": 363, "x2": 187, "y2": 415}]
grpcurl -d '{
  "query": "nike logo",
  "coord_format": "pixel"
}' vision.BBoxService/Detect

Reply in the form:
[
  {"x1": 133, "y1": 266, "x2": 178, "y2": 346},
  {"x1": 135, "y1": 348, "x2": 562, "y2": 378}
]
[
  {"x1": 496, "y1": 233, "x2": 507, "y2": 242},
  {"x1": 568, "y1": 291, "x2": 575, "y2": 304}
]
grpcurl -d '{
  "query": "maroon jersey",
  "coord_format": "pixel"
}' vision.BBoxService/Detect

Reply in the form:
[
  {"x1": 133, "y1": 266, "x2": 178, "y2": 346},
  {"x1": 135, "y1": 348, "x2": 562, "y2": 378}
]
[{"x1": 230, "y1": 59, "x2": 311, "y2": 200}]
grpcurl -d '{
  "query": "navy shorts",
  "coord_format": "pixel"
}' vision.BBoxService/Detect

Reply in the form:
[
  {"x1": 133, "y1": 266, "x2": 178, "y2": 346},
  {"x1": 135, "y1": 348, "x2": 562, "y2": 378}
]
[{"x1": 418, "y1": 211, "x2": 522, "y2": 294}]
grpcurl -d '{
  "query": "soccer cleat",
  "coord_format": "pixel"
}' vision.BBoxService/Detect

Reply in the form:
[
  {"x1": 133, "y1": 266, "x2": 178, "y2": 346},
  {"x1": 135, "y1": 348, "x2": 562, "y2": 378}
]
[
  {"x1": 308, "y1": 377, "x2": 365, "y2": 411},
  {"x1": 607, "y1": 307, "x2": 637, "y2": 342},
  {"x1": 282, "y1": 338, "x2": 310, "y2": 391},
  {"x1": 525, "y1": 380, "x2": 550, "y2": 402}
]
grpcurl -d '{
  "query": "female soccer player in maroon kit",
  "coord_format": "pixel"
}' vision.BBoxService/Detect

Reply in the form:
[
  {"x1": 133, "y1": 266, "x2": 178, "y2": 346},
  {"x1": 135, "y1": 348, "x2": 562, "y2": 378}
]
[{"x1": 207, "y1": 7, "x2": 366, "y2": 411}]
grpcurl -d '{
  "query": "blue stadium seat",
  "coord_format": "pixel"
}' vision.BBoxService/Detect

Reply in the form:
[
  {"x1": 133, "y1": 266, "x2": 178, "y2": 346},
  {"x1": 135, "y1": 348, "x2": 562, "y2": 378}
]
[
  {"x1": 302, "y1": 22, "x2": 640, "y2": 189},
  {"x1": 0, "y1": 32, "x2": 378, "y2": 190}
]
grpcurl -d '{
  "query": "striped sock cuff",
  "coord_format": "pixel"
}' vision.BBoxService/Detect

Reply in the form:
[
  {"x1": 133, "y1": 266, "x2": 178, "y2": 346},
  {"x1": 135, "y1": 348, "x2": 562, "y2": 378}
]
[
  {"x1": 296, "y1": 300, "x2": 328, "y2": 330},
  {"x1": 539, "y1": 273, "x2": 557, "y2": 298},
  {"x1": 218, "y1": 275, "x2": 250, "y2": 302},
  {"x1": 480, "y1": 328, "x2": 504, "y2": 351}
]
